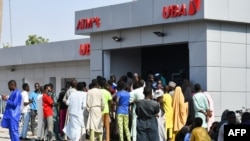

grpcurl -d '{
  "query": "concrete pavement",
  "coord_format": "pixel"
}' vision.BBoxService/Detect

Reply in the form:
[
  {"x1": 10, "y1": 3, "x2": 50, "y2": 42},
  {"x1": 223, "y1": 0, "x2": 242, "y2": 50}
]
[
  {"x1": 0, "y1": 127, "x2": 37, "y2": 141},
  {"x1": 0, "y1": 127, "x2": 10, "y2": 141}
]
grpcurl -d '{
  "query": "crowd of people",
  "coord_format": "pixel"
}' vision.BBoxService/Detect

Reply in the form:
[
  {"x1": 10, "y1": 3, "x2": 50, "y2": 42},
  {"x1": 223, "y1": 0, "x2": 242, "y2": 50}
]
[{"x1": 1, "y1": 72, "x2": 250, "y2": 141}]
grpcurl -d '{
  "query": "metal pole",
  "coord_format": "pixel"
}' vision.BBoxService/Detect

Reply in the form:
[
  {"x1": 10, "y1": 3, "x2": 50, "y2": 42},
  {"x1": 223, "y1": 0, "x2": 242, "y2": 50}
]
[
  {"x1": 0, "y1": 0, "x2": 3, "y2": 44},
  {"x1": 9, "y1": 0, "x2": 13, "y2": 46}
]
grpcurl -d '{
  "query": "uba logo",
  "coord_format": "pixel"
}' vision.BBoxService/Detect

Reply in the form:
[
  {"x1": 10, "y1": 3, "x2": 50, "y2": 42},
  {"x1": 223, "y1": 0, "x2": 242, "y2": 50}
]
[{"x1": 162, "y1": 0, "x2": 201, "y2": 19}]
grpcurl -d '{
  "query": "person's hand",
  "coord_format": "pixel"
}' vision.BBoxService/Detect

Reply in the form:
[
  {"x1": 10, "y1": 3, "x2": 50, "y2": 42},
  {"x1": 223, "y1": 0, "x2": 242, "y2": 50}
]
[
  {"x1": 2, "y1": 95, "x2": 8, "y2": 101},
  {"x1": 29, "y1": 99, "x2": 33, "y2": 104},
  {"x1": 63, "y1": 99, "x2": 67, "y2": 103}
]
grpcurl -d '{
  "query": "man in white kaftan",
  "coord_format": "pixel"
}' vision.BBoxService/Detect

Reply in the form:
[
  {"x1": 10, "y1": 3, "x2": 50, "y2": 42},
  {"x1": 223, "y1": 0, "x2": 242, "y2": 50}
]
[
  {"x1": 86, "y1": 80, "x2": 105, "y2": 141},
  {"x1": 63, "y1": 82, "x2": 87, "y2": 141}
]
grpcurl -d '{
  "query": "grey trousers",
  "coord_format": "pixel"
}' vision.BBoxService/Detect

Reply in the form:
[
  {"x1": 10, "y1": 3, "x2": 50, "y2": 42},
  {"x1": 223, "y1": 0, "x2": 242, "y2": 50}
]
[
  {"x1": 136, "y1": 118, "x2": 159, "y2": 141},
  {"x1": 44, "y1": 116, "x2": 54, "y2": 141}
]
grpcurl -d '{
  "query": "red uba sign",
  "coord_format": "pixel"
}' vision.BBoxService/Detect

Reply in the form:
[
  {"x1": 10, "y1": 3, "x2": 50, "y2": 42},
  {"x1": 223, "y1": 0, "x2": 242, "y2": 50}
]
[
  {"x1": 76, "y1": 17, "x2": 101, "y2": 30},
  {"x1": 162, "y1": 0, "x2": 201, "y2": 19},
  {"x1": 79, "y1": 43, "x2": 90, "y2": 56}
]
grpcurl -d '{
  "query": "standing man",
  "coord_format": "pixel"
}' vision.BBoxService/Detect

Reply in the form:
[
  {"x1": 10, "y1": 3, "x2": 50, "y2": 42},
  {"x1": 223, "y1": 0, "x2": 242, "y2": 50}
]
[
  {"x1": 130, "y1": 79, "x2": 145, "y2": 141},
  {"x1": 29, "y1": 82, "x2": 41, "y2": 136},
  {"x1": 192, "y1": 83, "x2": 210, "y2": 129},
  {"x1": 20, "y1": 83, "x2": 32, "y2": 140},
  {"x1": 63, "y1": 80, "x2": 77, "y2": 121},
  {"x1": 63, "y1": 79, "x2": 78, "y2": 103},
  {"x1": 63, "y1": 82, "x2": 87, "y2": 141},
  {"x1": 135, "y1": 86, "x2": 160, "y2": 141},
  {"x1": 86, "y1": 79, "x2": 105, "y2": 141},
  {"x1": 1, "y1": 80, "x2": 23, "y2": 141}
]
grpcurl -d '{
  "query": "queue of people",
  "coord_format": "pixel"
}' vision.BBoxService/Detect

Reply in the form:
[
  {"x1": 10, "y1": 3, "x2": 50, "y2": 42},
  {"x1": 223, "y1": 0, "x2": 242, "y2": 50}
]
[
  {"x1": 1, "y1": 81, "x2": 59, "y2": 141},
  {"x1": 1, "y1": 72, "x2": 249, "y2": 141}
]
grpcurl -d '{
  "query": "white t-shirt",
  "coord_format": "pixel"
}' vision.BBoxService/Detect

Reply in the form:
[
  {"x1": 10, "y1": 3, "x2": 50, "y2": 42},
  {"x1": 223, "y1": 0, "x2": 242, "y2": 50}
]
[{"x1": 21, "y1": 90, "x2": 30, "y2": 113}]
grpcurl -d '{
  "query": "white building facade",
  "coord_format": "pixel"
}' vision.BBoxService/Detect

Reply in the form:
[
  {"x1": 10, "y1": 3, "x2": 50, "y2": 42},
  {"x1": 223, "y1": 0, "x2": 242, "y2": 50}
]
[
  {"x1": 0, "y1": 39, "x2": 90, "y2": 95},
  {"x1": 75, "y1": 0, "x2": 250, "y2": 119}
]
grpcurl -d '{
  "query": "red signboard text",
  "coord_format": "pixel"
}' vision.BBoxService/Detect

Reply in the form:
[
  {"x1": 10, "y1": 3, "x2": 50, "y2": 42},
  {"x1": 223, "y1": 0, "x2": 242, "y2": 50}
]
[
  {"x1": 79, "y1": 43, "x2": 90, "y2": 56},
  {"x1": 76, "y1": 17, "x2": 101, "y2": 30},
  {"x1": 162, "y1": 0, "x2": 201, "y2": 19}
]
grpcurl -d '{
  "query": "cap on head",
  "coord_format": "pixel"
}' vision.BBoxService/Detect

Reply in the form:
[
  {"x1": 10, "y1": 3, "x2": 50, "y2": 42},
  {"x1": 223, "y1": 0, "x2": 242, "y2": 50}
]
[
  {"x1": 154, "y1": 89, "x2": 164, "y2": 99},
  {"x1": 168, "y1": 81, "x2": 176, "y2": 88}
]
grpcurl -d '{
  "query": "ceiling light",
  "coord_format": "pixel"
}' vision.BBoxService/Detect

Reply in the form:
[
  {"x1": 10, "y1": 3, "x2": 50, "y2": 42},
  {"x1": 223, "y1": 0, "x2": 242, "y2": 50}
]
[
  {"x1": 112, "y1": 36, "x2": 122, "y2": 42},
  {"x1": 153, "y1": 31, "x2": 166, "y2": 37}
]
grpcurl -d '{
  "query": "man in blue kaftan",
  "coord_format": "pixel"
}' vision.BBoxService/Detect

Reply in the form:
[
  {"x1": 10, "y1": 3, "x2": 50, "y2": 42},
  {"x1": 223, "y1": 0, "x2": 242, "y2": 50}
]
[{"x1": 1, "y1": 80, "x2": 22, "y2": 141}]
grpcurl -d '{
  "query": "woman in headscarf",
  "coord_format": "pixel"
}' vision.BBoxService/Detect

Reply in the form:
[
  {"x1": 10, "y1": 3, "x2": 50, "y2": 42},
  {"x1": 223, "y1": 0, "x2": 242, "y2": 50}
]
[{"x1": 172, "y1": 86, "x2": 188, "y2": 141}]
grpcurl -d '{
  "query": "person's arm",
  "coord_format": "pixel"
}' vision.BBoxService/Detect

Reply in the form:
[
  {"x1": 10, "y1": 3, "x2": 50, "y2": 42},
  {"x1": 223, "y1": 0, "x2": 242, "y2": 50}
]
[
  {"x1": 108, "y1": 92, "x2": 113, "y2": 116},
  {"x1": 192, "y1": 96, "x2": 199, "y2": 112},
  {"x1": 66, "y1": 94, "x2": 71, "y2": 106},
  {"x1": 129, "y1": 91, "x2": 135, "y2": 103},
  {"x1": 101, "y1": 91, "x2": 105, "y2": 111},
  {"x1": 23, "y1": 92, "x2": 31, "y2": 106},
  {"x1": 52, "y1": 92, "x2": 58, "y2": 103},
  {"x1": 63, "y1": 89, "x2": 69, "y2": 103},
  {"x1": 204, "y1": 95, "x2": 212, "y2": 118},
  {"x1": 116, "y1": 94, "x2": 120, "y2": 108},
  {"x1": 82, "y1": 94, "x2": 87, "y2": 110},
  {"x1": 6, "y1": 91, "x2": 22, "y2": 108},
  {"x1": 44, "y1": 94, "x2": 53, "y2": 106},
  {"x1": 29, "y1": 92, "x2": 32, "y2": 100}
]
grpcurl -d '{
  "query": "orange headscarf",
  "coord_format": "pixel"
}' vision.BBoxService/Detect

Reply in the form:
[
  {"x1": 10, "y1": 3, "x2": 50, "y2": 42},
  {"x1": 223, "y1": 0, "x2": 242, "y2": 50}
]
[{"x1": 172, "y1": 86, "x2": 188, "y2": 131}]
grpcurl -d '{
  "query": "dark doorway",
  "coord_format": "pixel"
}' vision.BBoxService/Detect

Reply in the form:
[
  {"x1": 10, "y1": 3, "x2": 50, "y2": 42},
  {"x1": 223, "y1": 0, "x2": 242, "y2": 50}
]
[{"x1": 141, "y1": 43, "x2": 189, "y2": 85}]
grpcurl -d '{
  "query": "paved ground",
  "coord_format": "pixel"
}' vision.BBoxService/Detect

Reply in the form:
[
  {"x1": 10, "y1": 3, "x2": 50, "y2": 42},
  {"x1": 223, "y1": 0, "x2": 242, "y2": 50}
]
[
  {"x1": 0, "y1": 127, "x2": 117, "y2": 141},
  {"x1": 0, "y1": 127, "x2": 37, "y2": 141},
  {"x1": 0, "y1": 127, "x2": 10, "y2": 141}
]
